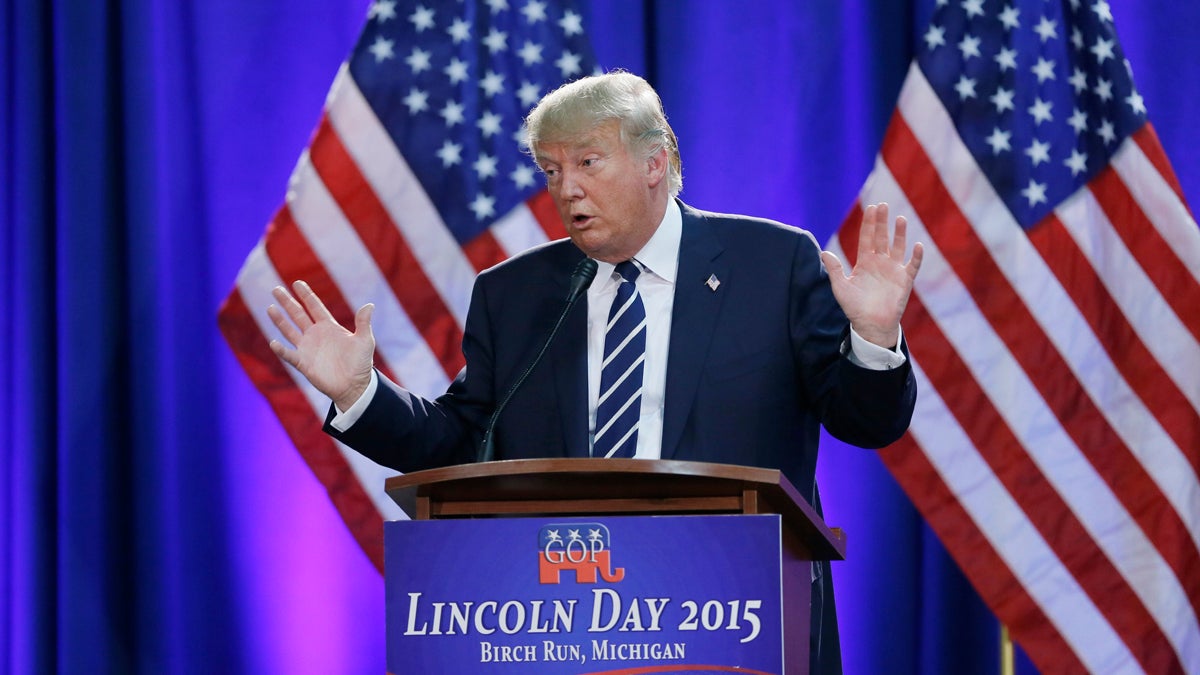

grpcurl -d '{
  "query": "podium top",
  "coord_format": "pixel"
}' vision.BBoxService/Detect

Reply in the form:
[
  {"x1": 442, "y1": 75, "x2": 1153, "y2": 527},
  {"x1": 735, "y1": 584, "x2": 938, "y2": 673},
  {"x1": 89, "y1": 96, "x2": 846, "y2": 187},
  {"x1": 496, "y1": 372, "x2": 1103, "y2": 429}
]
[{"x1": 385, "y1": 458, "x2": 846, "y2": 560}]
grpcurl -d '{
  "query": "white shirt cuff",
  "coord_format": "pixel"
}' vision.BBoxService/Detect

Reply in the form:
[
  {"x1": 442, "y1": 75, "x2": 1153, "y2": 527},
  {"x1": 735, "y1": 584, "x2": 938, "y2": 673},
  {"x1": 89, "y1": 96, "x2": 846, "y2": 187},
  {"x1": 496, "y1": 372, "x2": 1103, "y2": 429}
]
[
  {"x1": 845, "y1": 325, "x2": 907, "y2": 371},
  {"x1": 329, "y1": 370, "x2": 379, "y2": 431}
]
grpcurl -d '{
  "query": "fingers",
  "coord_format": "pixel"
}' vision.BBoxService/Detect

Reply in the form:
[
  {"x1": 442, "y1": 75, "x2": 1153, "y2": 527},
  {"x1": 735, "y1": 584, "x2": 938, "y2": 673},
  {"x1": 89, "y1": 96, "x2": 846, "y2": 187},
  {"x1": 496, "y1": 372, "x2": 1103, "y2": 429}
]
[
  {"x1": 857, "y1": 203, "x2": 894, "y2": 258},
  {"x1": 269, "y1": 278, "x2": 341, "y2": 332},
  {"x1": 908, "y1": 241, "x2": 925, "y2": 280},
  {"x1": 857, "y1": 204, "x2": 878, "y2": 259},
  {"x1": 268, "y1": 337, "x2": 300, "y2": 368},
  {"x1": 871, "y1": 203, "x2": 890, "y2": 256},
  {"x1": 272, "y1": 284, "x2": 313, "y2": 331},
  {"x1": 891, "y1": 215, "x2": 908, "y2": 262},
  {"x1": 860, "y1": 203, "x2": 923, "y2": 266},
  {"x1": 293, "y1": 280, "x2": 337, "y2": 324},
  {"x1": 266, "y1": 303, "x2": 303, "y2": 346}
]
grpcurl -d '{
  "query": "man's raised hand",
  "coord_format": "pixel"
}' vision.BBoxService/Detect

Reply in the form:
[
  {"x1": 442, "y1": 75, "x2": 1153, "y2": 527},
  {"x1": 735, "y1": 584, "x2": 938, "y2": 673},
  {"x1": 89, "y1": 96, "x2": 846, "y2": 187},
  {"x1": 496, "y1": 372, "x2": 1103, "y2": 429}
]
[
  {"x1": 819, "y1": 203, "x2": 924, "y2": 349},
  {"x1": 267, "y1": 280, "x2": 376, "y2": 411}
]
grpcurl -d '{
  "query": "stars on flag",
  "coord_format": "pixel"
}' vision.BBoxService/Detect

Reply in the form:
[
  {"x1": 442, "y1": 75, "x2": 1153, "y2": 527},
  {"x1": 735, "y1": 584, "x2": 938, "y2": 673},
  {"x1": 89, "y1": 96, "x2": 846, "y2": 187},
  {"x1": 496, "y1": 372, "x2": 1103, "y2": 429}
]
[
  {"x1": 369, "y1": 0, "x2": 398, "y2": 22},
  {"x1": 919, "y1": 0, "x2": 1147, "y2": 224},
  {"x1": 349, "y1": 0, "x2": 598, "y2": 233},
  {"x1": 409, "y1": 5, "x2": 435, "y2": 31},
  {"x1": 368, "y1": 36, "x2": 395, "y2": 62}
]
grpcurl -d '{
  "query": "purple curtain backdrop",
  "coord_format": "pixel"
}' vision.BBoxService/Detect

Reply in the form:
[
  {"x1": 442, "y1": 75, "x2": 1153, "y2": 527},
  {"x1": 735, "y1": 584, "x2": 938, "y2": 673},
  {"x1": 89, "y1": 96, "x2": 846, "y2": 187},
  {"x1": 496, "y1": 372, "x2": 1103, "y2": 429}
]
[{"x1": 3, "y1": 1, "x2": 1197, "y2": 673}]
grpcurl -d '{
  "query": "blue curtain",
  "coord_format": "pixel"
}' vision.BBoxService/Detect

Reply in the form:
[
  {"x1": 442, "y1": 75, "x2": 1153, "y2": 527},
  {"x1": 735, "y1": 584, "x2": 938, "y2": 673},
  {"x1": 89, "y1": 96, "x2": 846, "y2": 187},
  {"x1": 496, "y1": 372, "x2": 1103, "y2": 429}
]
[{"x1": 3, "y1": 1, "x2": 1197, "y2": 672}]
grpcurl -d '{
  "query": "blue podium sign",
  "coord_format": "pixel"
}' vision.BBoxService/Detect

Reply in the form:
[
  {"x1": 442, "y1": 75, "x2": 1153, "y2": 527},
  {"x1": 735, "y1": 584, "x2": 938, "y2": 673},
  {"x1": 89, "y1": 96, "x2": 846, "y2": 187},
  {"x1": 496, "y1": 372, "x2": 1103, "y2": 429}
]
[{"x1": 385, "y1": 514, "x2": 787, "y2": 674}]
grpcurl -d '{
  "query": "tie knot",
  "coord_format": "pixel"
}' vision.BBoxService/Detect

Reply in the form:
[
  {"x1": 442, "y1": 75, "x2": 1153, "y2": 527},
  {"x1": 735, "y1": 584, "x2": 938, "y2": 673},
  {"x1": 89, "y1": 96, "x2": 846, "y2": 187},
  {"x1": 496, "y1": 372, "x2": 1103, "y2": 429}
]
[{"x1": 615, "y1": 260, "x2": 640, "y2": 284}]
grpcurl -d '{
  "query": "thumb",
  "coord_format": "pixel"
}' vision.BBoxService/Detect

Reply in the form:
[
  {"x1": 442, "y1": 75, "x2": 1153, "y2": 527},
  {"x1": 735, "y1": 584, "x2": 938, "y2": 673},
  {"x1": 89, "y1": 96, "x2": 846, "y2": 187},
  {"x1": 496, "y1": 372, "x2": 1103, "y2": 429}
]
[
  {"x1": 354, "y1": 303, "x2": 375, "y2": 336},
  {"x1": 820, "y1": 250, "x2": 846, "y2": 279}
]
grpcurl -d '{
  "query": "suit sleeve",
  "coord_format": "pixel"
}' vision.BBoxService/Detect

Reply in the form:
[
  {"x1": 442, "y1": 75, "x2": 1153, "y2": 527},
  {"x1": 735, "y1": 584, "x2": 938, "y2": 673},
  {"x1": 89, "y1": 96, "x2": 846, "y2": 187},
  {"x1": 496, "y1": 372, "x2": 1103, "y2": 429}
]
[
  {"x1": 789, "y1": 233, "x2": 917, "y2": 449},
  {"x1": 321, "y1": 277, "x2": 497, "y2": 472}
]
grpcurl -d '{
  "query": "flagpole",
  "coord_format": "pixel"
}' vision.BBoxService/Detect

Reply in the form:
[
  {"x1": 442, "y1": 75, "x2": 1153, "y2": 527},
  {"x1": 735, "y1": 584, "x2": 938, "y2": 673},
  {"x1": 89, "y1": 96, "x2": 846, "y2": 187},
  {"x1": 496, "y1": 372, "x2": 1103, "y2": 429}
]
[{"x1": 1000, "y1": 624, "x2": 1015, "y2": 675}]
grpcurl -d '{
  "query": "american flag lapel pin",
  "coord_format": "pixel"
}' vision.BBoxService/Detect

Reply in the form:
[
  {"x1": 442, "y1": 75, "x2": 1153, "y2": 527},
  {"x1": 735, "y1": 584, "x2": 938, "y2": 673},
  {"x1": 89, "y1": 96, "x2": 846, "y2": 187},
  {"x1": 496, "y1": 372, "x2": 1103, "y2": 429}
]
[{"x1": 705, "y1": 273, "x2": 721, "y2": 291}]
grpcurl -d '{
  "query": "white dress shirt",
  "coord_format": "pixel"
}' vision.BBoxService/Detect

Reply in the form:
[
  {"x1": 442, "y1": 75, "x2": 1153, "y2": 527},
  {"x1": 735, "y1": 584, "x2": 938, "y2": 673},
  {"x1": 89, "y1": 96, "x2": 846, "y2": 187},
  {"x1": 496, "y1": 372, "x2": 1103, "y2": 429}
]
[{"x1": 585, "y1": 200, "x2": 683, "y2": 458}]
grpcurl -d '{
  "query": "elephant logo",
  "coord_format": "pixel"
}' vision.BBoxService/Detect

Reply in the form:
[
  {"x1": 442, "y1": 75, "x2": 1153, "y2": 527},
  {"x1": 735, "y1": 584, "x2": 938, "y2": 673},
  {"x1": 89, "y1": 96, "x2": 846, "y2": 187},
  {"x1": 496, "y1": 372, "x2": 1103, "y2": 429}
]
[{"x1": 538, "y1": 523, "x2": 626, "y2": 585}]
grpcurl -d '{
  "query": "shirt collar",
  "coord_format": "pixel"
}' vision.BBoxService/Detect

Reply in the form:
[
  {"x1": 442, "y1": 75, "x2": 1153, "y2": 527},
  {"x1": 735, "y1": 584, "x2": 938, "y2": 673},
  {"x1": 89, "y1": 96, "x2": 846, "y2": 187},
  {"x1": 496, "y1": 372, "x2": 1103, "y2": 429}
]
[{"x1": 593, "y1": 199, "x2": 682, "y2": 288}]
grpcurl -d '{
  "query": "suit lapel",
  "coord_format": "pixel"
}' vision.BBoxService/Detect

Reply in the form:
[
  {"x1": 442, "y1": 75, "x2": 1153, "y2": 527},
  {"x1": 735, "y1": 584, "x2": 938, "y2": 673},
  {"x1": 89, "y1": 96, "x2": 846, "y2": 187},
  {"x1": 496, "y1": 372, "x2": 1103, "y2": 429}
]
[{"x1": 661, "y1": 204, "x2": 727, "y2": 460}]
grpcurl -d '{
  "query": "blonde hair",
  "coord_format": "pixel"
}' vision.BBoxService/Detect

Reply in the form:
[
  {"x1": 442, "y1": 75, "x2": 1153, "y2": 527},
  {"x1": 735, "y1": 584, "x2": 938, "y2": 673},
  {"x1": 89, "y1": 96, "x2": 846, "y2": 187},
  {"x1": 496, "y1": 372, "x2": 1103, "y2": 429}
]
[{"x1": 524, "y1": 71, "x2": 683, "y2": 196}]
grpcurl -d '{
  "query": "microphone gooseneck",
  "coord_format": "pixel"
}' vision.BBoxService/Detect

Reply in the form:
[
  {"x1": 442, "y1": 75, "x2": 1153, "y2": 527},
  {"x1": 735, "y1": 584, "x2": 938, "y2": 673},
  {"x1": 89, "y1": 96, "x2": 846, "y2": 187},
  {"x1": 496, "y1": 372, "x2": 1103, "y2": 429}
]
[{"x1": 477, "y1": 258, "x2": 598, "y2": 463}]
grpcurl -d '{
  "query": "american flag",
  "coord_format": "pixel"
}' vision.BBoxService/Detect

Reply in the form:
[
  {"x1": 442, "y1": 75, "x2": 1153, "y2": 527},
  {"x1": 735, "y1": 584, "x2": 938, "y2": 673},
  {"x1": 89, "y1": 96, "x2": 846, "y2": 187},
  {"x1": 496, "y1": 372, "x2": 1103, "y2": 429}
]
[
  {"x1": 831, "y1": 0, "x2": 1200, "y2": 672},
  {"x1": 217, "y1": 0, "x2": 597, "y2": 570}
]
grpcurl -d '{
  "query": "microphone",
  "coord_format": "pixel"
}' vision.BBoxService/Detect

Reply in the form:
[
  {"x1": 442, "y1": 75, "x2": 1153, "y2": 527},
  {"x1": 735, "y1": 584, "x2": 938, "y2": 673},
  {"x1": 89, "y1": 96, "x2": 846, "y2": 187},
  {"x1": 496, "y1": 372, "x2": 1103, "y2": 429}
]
[{"x1": 477, "y1": 257, "x2": 598, "y2": 463}]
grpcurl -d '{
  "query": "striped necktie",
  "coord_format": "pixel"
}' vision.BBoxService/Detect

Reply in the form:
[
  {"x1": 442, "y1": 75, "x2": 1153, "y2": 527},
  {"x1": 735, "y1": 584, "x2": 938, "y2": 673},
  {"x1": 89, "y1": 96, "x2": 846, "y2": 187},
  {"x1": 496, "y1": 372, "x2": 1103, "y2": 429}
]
[{"x1": 593, "y1": 260, "x2": 646, "y2": 458}]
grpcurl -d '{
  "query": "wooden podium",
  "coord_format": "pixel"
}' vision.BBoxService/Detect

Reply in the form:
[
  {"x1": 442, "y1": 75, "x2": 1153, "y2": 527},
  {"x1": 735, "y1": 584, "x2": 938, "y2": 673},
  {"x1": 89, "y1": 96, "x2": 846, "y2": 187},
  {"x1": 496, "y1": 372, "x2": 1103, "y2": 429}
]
[{"x1": 385, "y1": 459, "x2": 846, "y2": 674}]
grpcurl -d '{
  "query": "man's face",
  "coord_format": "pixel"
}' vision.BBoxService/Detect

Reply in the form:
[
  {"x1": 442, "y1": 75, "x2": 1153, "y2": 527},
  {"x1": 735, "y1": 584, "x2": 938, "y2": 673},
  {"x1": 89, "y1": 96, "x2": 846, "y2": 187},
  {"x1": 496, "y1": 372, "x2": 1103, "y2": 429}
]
[{"x1": 534, "y1": 120, "x2": 668, "y2": 264}]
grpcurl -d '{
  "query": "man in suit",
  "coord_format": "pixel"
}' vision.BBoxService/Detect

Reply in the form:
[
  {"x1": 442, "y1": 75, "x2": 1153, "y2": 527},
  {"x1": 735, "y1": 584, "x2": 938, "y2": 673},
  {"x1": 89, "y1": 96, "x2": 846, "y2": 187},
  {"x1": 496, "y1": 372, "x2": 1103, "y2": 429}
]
[{"x1": 268, "y1": 71, "x2": 922, "y2": 674}]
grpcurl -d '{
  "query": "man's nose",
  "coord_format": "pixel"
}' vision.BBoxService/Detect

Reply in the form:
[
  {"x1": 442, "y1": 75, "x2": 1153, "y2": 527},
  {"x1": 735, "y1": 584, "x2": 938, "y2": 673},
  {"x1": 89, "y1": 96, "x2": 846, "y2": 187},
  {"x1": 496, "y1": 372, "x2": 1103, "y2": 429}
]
[{"x1": 559, "y1": 169, "x2": 585, "y2": 200}]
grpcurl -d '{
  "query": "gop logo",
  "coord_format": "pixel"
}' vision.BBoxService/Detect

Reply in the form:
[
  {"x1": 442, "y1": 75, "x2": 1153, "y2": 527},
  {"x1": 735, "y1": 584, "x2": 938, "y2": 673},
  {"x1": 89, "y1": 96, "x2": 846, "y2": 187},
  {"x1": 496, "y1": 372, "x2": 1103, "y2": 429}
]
[{"x1": 538, "y1": 523, "x2": 626, "y2": 585}]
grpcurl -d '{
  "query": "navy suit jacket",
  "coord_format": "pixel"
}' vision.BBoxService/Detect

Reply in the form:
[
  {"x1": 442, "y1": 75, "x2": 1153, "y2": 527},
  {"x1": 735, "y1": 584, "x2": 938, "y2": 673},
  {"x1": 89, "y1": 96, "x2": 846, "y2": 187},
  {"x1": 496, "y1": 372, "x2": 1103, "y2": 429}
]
[{"x1": 327, "y1": 200, "x2": 917, "y2": 673}]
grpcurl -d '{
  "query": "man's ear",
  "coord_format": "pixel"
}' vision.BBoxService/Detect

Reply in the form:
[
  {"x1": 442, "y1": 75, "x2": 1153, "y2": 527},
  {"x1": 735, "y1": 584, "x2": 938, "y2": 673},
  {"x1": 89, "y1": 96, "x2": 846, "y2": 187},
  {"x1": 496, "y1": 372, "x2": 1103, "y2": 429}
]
[{"x1": 645, "y1": 147, "x2": 669, "y2": 188}]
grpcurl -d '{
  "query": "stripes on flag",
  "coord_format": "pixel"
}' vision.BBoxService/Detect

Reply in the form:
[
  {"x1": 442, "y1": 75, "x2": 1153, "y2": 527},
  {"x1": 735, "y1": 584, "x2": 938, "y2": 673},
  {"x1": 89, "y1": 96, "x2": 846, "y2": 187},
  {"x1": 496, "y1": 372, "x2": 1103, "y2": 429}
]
[
  {"x1": 218, "y1": 0, "x2": 592, "y2": 571},
  {"x1": 833, "y1": 1, "x2": 1200, "y2": 669}
]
